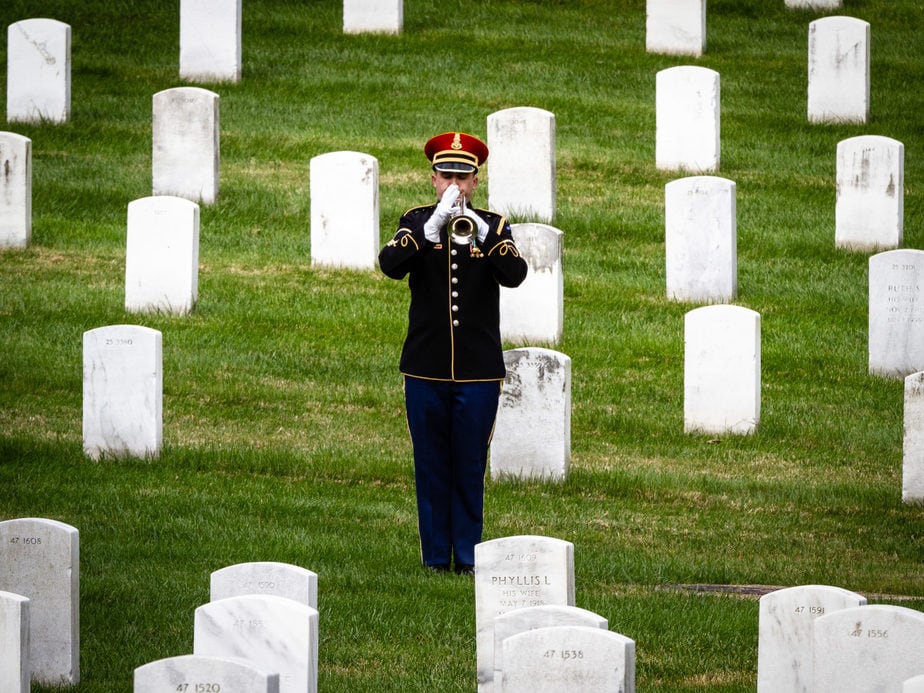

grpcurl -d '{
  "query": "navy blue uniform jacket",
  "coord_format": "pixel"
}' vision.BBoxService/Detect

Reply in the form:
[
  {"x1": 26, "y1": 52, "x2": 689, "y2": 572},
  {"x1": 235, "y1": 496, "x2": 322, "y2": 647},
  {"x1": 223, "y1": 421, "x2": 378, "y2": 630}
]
[{"x1": 378, "y1": 204, "x2": 528, "y2": 382}]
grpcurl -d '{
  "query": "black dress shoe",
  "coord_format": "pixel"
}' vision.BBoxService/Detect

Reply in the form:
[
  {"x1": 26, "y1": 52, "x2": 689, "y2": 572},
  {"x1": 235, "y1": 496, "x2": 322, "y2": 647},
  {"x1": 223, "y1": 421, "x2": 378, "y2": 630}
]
[
  {"x1": 426, "y1": 563, "x2": 451, "y2": 573},
  {"x1": 454, "y1": 564, "x2": 475, "y2": 576}
]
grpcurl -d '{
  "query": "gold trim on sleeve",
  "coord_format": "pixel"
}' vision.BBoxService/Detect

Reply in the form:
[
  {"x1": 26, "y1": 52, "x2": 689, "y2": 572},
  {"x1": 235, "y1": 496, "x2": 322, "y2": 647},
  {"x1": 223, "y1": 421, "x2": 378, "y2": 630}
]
[{"x1": 487, "y1": 239, "x2": 519, "y2": 257}]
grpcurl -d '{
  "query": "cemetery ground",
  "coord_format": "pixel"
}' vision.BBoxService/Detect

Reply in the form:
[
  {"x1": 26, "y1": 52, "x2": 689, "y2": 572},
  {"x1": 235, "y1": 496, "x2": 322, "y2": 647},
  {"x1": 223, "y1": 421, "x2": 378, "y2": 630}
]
[{"x1": 1, "y1": 0, "x2": 922, "y2": 690}]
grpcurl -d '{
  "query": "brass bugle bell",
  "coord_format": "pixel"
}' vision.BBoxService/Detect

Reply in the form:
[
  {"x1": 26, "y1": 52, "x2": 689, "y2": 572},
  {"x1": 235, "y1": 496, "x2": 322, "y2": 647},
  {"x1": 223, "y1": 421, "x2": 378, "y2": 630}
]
[
  {"x1": 446, "y1": 193, "x2": 475, "y2": 240},
  {"x1": 447, "y1": 214, "x2": 476, "y2": 239}
]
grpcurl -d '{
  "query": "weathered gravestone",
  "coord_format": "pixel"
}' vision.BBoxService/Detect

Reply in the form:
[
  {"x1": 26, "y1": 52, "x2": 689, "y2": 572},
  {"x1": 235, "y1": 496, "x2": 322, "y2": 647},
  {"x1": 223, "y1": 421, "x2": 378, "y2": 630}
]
[
  {"x1": 490, "y1": 348, "x2": 571, "y2": 482},
  {"x1": 211, "y1": 561, "x2": 318, "y2": 609},
  {"x1": 665, "y1": 175, "x2": 737, "y2": 303},
  {"x1": 6, "y1": 19, "x2": 71, "y2": 124},
  {"x1": 125, "y1": 196, "x2": 200, "y2": 315},
  {"x1": 656, "y1": 66, "x2": 720, "y2": 173},
  {"x1": 500, "y1": 626, "x2": 635, "y2": 693},
  {"x1": 494, "y1": 605, "x2": 607, "y2": 687},
  {"x1": 0, "y1": 132, "x2": 31, "y2": 249},
  {"x1": 0, "y1": 518, "x2": 79, "y2": 686},
  {"x1": 836, "y1": 135, "x2": 904, "y2": 251},
  {"x1": 808, "y1": 16, "x2": 870, "y2": 124},
  {"x1": 487, "y1": 107, "x2": 556, "y2": 223},
  {"x1": 135, "y1": 654, "x2": 279, "y2": 693},
  {"x1": 684, "y1": 305, "x2": 760, "y2": 435},
  {"x1": 813, "y1": 605, "x2": 924, "y2": 692},
  {"x1": 475, "y1": 535, "x2": 575, "y2": 692},
  {"x1": 180, "y1": 0, "x2": 242, "y2": 83},
  {"x1": 868, "y1": 249, "x2": 924, "y2": 378},
  {"x1": 153, "y1": 87, "x2": 220, "y2": 205},
  {"x1": 786, "y1": 0, "x2": 842, "y2": 8},
  {"x1": 343, "y1": 0, "x2": 403, "y2": 34},
  {"x1": 757, "y1": 584, "x2": 867, "y2": 693},
  {"x1": 0, "y1": 591, "x2": 29, "y2": 693},
  {"x1": 310, "y1": 151, "x2": 378, "y2": 270},
  {"x1": 194, "y1": 594, "x2": 319, "y2": 693},
  {"x1": 83, "y1": 325, "x2": 163, "y2": 460},
  {"x1": 646, "y1": 0, "x2": 706, "y2": 57},
  {"x1": 500, "y1": 223, "x2": 563, "y2": 345},
  {"x1": 904, "y1": 372, "x2": 924, "y2": 504}
]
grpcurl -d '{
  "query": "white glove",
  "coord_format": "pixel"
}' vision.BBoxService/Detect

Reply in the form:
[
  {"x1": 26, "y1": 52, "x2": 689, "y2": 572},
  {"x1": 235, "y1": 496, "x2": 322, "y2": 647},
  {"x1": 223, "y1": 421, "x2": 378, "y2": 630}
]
[
  {"x1": 463, "y1": 208, "x2": 490, "y2": 243},
  {"x1": 423, "y1": 184, "x2": 460, "y2": 242}
]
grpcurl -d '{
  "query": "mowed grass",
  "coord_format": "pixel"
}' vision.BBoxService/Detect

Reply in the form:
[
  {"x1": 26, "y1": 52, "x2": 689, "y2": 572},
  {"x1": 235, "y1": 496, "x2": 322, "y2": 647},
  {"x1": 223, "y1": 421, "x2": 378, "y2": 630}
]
[{"x1": 1, "y1": 0, "x2": 923, "y2": 691}]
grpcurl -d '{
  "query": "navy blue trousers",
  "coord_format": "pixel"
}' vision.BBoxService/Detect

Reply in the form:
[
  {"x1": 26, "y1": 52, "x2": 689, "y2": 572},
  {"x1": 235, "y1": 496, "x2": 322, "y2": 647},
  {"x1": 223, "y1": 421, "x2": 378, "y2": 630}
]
[{"x1": 403, "y1": 376, "x2": 501, "y2": 569}]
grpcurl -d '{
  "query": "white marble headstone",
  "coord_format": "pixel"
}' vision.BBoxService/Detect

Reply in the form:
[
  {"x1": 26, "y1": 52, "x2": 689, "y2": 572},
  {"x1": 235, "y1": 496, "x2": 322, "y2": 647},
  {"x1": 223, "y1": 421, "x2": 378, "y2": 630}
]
[
  {"x1": 493, "y1": 605, "x2": 607, "y2": 686},
  {"x1": 210, "y1": 561, "x2": 318, "y2": 609},
  {"x1": 0, "y1": 518, "x2": 79, "y2": 686},
  {"x1": 500, "y1": 626, "x2": 635, "y2": 693},
  {"x1": 490, "y1": 348, "x2": 571, "y2": 482},
  {"x1": 646, "y1": 0, "x2": 706, "y2": 57},
  {"x1": 0, "y1": 591, "x2": 29, "y2": 693},
  {"x1": 656, "y1": 66, "x2": 720, "y2": 172},
  {"x1": 194, "y1": 594, "x2": 318, "y2": 693},
  {"x1": 836, "y1": 135, "x2": 904, "y2": 251},
  {"x1": 475, "y1": 535, "x2": 575, "y2": 692},
  {"x1": 500, "y1": 223, "x2": 563, "y2": 345},
  {"x1": 907, "y1": 674, "x2": 924, "y2": 692},
  {"x1": 487, "y1": 107, "x2": 556, "y2": 223},
  {"x1": 786, "y1": 0, "x2": 842, "y2": 8},
  {"x1": 0, "y1": 132, "x2": 32, "y2": 249},
  {"x1": 757, "y1": 584, "x2": 867, "y2": 693},
  {"x1": 665, "y1": 175, "x2": 737, "y2": 303},
  {"x1": 808, "y1": 16, "x2": 870, "y2": 124},
  {"x1": 6, "y1": 19, "x2": 71, "y2": 124},
  {"x1": 153, "y1": 87, "x2": 220, "y2": 205},
  {"x1": 125, "y1": 196, "x2": 200, "y2": 315},
  {"x1": 343, "y1": 0, "x2": 403, "y2": 34},
  {"x1": 684, "y1": 305, "x2": 761, "y2": 435},
  {"x1": 135, "y1": 654, "x2": 279, "y2": 693},
  {"x1": 868, "y1": 250, "x2": 924, "y2": 378},
  {"x1": 82, "y1": 325, "x2": 163, "y2": 460},
  {"x1": 904, "y1": 372, "x2": 924, "y2": 504},
  {"x1": 813, "y1": 605, "x2": 924, "y2": 692},
  {"x1": 180, "y1": 0, "x2": 242, "y2": 83},
  {"x1": 310, "y1": 151, "x2": 379, "y2": 270}
]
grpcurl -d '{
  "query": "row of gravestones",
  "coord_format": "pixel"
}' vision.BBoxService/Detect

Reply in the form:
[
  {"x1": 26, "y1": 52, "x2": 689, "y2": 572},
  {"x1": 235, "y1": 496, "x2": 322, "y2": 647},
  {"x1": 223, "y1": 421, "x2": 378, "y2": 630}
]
[
  {"x1": 3, "y1": 90, "x2": 912, "y2": 342},
  {"x1": 5, "y1": 519, "x2": 924, "y2": 692},
  {"x1": 77, "y1": 314, "x2": 924, "y2": 501},
  {"x1": 0, "y1": 57, "x2": 904, "y2": 256},
  {"x1": 0, "y1": 121, "x2": 910, "y2": 320},
  {"x1": 1, "y1": 11, "x2": 885, "y2": 219},
  {"x1": 0, "y1": 109, "x2": 908, "y2": 326},
  {"x1": 2, "y1": 0, "x2": 862, "y2": 110},
  {"x1": 1, "y1": 0, "x2": 869, "y2": 208}
]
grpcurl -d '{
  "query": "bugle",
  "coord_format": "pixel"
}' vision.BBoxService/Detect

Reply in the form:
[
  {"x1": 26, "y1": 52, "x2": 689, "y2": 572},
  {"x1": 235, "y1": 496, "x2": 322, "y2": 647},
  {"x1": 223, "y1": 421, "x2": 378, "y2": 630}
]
[{"x1": 446, "y1": 194, "x2": 475, "y2": 241}]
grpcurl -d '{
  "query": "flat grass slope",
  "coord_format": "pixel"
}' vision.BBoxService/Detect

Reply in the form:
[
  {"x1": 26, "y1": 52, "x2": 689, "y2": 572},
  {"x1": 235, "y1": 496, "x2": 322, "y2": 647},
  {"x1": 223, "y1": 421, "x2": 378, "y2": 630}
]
[{"x1": 1, "y1": 1, "x2": 922, "y2": 690}]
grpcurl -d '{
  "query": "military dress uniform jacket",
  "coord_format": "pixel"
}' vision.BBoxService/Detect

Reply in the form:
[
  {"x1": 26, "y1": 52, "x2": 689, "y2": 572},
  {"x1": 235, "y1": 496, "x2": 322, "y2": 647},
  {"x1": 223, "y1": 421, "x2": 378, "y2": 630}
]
[{"x1": 379, "y1": 204, "x2": 528, "y2": 382}]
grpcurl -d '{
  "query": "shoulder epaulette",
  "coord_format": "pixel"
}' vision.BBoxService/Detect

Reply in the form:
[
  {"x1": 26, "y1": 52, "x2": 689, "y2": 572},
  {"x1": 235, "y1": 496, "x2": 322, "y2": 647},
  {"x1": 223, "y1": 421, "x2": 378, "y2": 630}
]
[
  {"x1": 402, "y1": 204, "x2": 436, "y2": 217},
  {"x1": 473, "y1": 208, "x2": 508, "y2": 235}
]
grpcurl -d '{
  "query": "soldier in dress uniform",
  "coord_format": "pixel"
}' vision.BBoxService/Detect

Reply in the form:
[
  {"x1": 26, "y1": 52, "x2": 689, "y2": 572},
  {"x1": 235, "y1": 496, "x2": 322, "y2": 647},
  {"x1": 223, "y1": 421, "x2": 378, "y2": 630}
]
[{"x1": 379, "y1": 131, "x2": 528, "y2": 575}]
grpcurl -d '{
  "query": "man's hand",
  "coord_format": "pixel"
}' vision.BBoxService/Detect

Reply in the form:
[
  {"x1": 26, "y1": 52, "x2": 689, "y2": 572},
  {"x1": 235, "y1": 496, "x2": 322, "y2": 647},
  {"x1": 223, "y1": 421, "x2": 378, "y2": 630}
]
[
  {"x1": 463, "y1": 209, "x2": 490, "y2": 242},
  {"x1": 423, "y1": 184, "x2": 460, "y2": 242}
]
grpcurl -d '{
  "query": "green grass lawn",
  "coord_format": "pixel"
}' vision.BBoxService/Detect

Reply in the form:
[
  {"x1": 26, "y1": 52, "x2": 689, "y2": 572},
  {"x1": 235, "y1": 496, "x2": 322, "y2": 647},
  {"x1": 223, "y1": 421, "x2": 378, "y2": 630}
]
[{"x1": 1, "y1": 0, "x2": 923, "y2": 690}]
